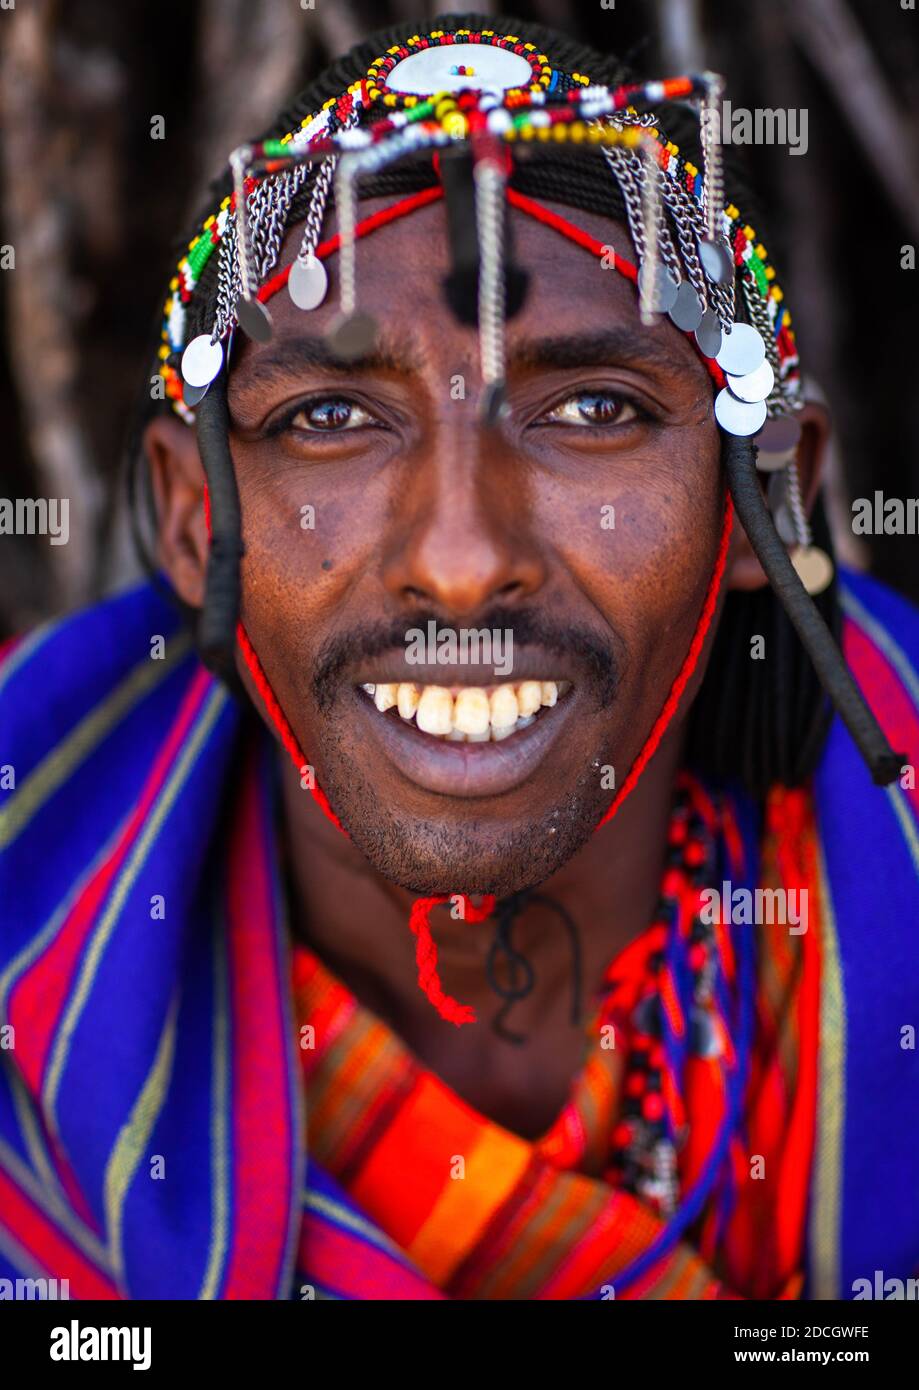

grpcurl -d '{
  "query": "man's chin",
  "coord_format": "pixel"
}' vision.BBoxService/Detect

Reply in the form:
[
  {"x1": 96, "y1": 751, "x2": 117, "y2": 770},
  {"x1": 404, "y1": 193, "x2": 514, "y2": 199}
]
[{"x1": 329, "y1": 788, "x2": 606, "y2": 898}]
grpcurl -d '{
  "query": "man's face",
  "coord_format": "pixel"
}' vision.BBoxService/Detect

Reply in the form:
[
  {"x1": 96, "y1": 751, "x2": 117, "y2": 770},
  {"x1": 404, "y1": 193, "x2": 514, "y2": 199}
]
[{"x1": 215, "y1": 193, "x2": 722, "y2": 895}]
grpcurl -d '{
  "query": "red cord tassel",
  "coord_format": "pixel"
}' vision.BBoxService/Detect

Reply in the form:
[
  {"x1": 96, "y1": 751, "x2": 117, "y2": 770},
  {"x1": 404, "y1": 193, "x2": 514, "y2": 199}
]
[{"x1": 408, "y1": 892, "x2": 497, "y2": 1026}]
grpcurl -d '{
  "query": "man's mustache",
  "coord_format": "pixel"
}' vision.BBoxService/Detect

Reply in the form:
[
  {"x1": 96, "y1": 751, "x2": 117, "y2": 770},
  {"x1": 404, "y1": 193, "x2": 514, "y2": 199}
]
[{"x1": 311, "y1": 606, "x2": 621, "y2": 713}]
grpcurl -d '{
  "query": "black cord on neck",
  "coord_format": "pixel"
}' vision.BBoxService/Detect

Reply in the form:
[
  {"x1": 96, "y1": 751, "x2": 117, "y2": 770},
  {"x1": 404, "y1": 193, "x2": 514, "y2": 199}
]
[{"x1": 486, "y1": 890, "x2": 584, "y2": 1045}]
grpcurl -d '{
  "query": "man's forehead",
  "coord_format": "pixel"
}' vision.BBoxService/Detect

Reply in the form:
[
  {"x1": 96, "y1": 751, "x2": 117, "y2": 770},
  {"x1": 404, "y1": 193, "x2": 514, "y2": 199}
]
[
  {"x1": 230, "y1": 326, "x2": 696, "y2": 392},
  {"x1": 230, "y1": 192, "x2": 701, "y2": 385}
]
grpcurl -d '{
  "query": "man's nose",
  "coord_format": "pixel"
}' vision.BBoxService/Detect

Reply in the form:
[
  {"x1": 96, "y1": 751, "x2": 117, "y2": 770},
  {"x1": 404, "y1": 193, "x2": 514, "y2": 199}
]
[{"x1": 380, "y1": 423, "x2": 547, "y2": 617}]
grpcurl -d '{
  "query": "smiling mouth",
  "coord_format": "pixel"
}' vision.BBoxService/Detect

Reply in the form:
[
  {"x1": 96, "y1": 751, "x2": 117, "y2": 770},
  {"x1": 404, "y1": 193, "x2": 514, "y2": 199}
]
[{"x1": 359, "y1": 679, "x2": 574, "y2": 742}]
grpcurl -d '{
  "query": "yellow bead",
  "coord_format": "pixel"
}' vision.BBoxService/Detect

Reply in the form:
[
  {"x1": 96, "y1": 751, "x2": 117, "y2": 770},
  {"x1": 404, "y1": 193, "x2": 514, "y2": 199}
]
[
  {"x1": 158, "y1": 344, "x2": 170, "y2": 360},
  {"x1": 570, "y1": 122, "x2": 585, "y2": 142},
  {"x1": 743, "y1": 223, "x2": 756, "y2": 240},
  {"x1": 765, "y1": 267, "x2": 776, "y2": 281},
  {"x1": 442, "y1": 112, "x2": 468, "y2": 138}
]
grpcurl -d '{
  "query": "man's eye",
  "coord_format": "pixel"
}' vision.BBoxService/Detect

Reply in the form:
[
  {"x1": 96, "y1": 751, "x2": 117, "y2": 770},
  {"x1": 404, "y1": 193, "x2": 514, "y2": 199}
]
[
  {"x1": 538, "y1": 391, "x2": 638, "y2": 427},
  {"x1": 289, "y1": 398, "x2": 377, "y2": 432}
]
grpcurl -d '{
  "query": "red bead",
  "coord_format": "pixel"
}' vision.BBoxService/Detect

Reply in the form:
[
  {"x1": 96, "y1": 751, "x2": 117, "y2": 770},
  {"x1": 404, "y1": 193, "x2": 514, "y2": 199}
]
[
  {"x1": 668, "y1": 818, "x2": 688, "y2": 846},
  {"x1": 613, "y1": 1122, "x2": 634, "y2": 1149},
  {"x1": 626, "y1": 1072, "x2": 646, "y2": 1098},
  {"x1": 662, "y1": 868, "x2": 684, "y2": 899},
  {"x1": 689, "y1": 942, "x2": 707, "y2": 972},
  {"x1": 649, "y1": 1042, "x2": 666, "y2": 1069},
  {"x1": 643, "y1": 1092, "x2": 665, "y2": 1122},
  {"x1": 684, "y1": 839, "x2": 707, "y2": 867}
]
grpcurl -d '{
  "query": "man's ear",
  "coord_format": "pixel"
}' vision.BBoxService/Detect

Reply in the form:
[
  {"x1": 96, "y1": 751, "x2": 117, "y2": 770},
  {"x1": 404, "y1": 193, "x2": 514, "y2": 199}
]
[
  {"x1": 726, "y1": 399, "x2": 832, "y2": 592},
  {"x1": 143, "y1": 414, "x2": 209, "y2": 610}
]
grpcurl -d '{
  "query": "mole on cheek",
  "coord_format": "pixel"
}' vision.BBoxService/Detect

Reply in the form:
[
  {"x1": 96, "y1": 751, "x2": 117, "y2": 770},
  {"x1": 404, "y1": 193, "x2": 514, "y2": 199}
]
[{"x1": 321, "y1": 559, "x2": 334, "y2": 571}]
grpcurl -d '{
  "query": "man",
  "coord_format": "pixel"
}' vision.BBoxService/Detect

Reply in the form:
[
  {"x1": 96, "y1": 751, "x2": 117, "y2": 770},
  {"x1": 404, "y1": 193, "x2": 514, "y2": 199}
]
[{"x1": 1, "y1": 16, "x2": 917, "y2": 1302}]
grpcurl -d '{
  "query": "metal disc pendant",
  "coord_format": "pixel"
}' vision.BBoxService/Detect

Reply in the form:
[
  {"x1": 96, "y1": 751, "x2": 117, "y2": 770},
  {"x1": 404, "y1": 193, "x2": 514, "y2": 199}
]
[
  {"x1": 695, "y1": 310, "x2": 723, "y2": 359},
  {"x1": 668, "y1": 280, "x2": 704, "y2": 332},
  {"x1": 757, "y1": 415, "x2": 801, "y2": 454},
  {"x1": 182, "y1": 380, "x2": 210, "y2": 408},
  {"x1": 638, "y1": 262, "x2": 679, "y2": 313},
  {"x1": 714, "y1": 387, "x2": 767, "y2": 436},
  {"x1": 726, "y1": 358, "x2": 775, "y2": 403},
  {"x1": 792, "y1": 545, "x2": 834, "y2": 596},
  {"x1": 715, "y1": 322, "x2": 766, "y2": 375},
  {"x1": 698, "y1": 237, "x2": 734, "y2": 285},
  {"x1": 181, "y1": 334, "x2": 223, "y2": 388},
  {"x1": 755, "y1": 445, "x2": 794, "y2": 473},
  {"x1": 288, "y1": 254, "x2": 328, "y2": 311},
  {"x1": 326, "y1": 310, "x2": 378, "y2": 361},
  {"x1": 236, "y1": 295, "x2": 274, "y2": 343}
]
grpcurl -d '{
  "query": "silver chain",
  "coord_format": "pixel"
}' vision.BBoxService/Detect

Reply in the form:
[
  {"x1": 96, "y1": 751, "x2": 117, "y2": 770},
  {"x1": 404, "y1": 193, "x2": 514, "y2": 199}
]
[
  {"x1": 296, "y1": 156, "x2": 337, "y2": 263},
  {"x1": 783, "y1": 457, "x2": 812, "y2": 548},
  {"x1": 475, "y1": 157, "x2": 506, "y2": 387}
]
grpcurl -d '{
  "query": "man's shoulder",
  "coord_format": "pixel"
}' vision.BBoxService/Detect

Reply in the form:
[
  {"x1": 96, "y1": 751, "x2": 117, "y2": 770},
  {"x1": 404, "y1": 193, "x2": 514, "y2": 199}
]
[{"x1": 0, "y1": 581, "x2": 192, "y2": 748}]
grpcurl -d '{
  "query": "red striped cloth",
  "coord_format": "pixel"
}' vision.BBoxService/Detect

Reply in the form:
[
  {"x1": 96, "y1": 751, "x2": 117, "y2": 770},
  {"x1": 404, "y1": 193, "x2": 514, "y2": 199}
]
[{"x1": 292, "y1": 790, "x2": 822, "y2": 1300}]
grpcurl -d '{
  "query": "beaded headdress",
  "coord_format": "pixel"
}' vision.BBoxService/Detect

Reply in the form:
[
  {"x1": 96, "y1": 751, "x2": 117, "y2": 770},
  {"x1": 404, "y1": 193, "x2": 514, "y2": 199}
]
[{"x1": 152, "y1": 25, "x2": 901, "y2": 980}]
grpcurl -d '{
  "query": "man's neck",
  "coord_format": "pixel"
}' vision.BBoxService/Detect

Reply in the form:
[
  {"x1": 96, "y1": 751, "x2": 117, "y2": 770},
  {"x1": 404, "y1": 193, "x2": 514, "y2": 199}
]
[{"x1": 277, "y1": 727, "x2": 685, "y2": 1136}]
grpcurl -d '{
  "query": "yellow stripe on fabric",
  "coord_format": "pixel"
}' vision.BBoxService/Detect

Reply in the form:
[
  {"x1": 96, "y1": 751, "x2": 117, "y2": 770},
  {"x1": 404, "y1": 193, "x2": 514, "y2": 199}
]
[
  {"x1": 807, "y1": 833, "x2": 845, "y2": 1300},
  {"x1": 0, "y1": 1132, "x2": 110, "y2": 1271},
  {"x1": 103, "y1": 993, "x2": 179, "y2": 1282},
  {"x1": 407, "y1": 1125, "x2": 532, "y2": 1285},
  {"x1": 304, "y1": 1189, "x2": 405, "y2": 1259},
  {"x1": 0, "y1": 1219, "x2": 48, "y2": 1280},
  {"x1": 0, "y1": 634, "x2": 192, "y2": 852},
  {"x1": 8, "y1": 1063, "x2": 65, "y2": 1206},
  {"x1": 198, "y1": 913, "x2": 230, "y2": 1300},
  {"x1": 886, "y1": 783, "x2": 919, "y2": 876},
  {"x1": 840, "y1": 586, "x2": 919, "y2": 705},
  {"x1": 42, "y1": 685, "x2": 227, "y2": 1130},
  {"x1": 0, "y1": 816, "x2": 127, "y2": 1020}
]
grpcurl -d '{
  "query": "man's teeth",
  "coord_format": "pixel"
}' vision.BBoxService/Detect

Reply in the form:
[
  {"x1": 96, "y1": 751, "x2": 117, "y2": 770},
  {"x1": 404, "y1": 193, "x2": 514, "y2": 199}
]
[{"x1": 360, "y1": 680, "x2": 571, "y2": 740}]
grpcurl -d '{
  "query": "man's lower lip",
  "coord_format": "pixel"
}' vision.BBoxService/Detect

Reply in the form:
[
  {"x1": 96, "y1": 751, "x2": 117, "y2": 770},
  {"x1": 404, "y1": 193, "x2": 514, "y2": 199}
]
[{"x1": 351, "y1": 687, "x2": 580, "y2": 798}]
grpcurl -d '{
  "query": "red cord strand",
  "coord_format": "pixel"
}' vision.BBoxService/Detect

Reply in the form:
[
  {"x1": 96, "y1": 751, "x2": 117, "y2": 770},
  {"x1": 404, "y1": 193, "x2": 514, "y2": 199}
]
[{"x1": 594, "y1": 490, "x2": 735, "y2": 830}]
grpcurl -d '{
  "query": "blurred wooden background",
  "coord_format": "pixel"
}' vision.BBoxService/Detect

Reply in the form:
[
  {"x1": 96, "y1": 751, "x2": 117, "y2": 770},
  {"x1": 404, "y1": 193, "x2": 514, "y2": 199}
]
[{"x1": 1, "y1": 0, "x2": 917, "y2": 637}]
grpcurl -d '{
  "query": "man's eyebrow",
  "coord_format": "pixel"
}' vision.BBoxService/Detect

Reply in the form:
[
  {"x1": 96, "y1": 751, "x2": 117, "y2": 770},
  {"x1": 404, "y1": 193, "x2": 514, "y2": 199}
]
[
  {"x1": 232, "y1": 332, "x2": 422, "y2": 388},
  {"x1": 509, "y1": 330, "x2": 687, "y2": 374}
]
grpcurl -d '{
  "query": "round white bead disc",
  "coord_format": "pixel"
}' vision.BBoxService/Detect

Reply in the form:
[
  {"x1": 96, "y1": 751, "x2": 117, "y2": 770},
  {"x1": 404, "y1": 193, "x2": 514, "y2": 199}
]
[
  {"x1": 714, "y1": 388, "x2": 767, "y2": 436},
  {"x1": 288, "y1": 255, "x2": 328, "y2": 310},
  {"x1": 715, "y1": 322, "x2": 766, "y2": 375},
  {"x1": 181, "y1": 334, "x2": 223, "y2": 388},
  {"x1": 726, "y1": 358, "x2": 775, "y2": 403},
  {"x1": 695, "y1": 310, "x2": 723, "y2": 359},
  {"x1": 385, "y1": 43, "x2": 532, "y2": 95}
]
